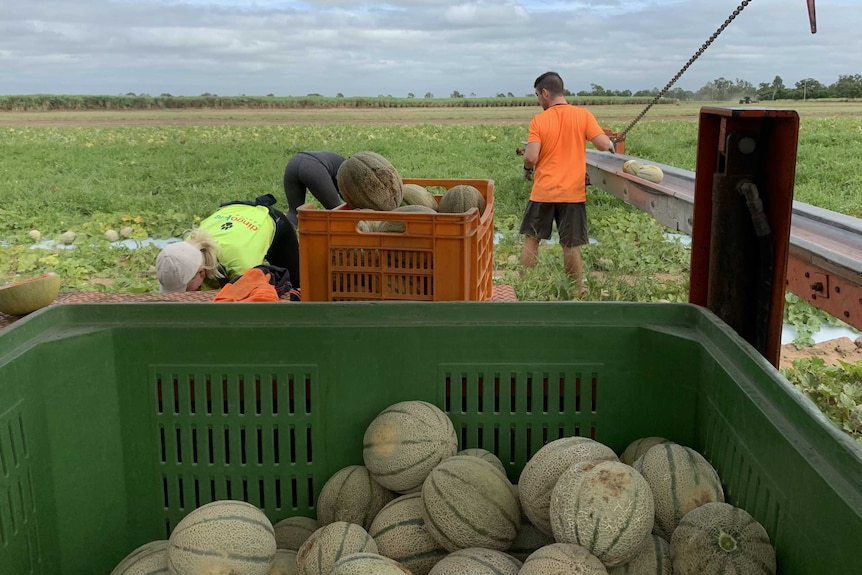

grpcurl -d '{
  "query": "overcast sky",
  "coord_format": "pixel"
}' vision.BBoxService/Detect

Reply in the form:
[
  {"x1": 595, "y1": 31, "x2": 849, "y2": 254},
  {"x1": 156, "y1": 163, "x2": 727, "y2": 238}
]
[{"x1": 0, "y1": 0, "x2": 857, "y2": 97}]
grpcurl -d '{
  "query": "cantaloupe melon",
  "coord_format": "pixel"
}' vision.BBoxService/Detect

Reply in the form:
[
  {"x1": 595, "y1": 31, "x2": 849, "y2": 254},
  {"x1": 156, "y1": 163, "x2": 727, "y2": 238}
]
[
  {"x1": 0, "y1": 272, "x2": 61, "y2": 316},
  {"x1": 622, "y1": 160, "x2": 643, "y2": 176},
  {"x1": 274, "y1": 516, "x2": 320, "y2": 551},
  {"x1": 550, "y1": 460, "x2": 654, "y2": 567},
  {"x1": 634, "y1": 444, "x2": 724, "y2": 540},
  {"x1": 508, "y1": 516, "x2": 556, "y2": 563},
  {"x1": 519, "y1": 543, "x2": 608, "y2": 575},
  {"x1": 295, "y1": 521, "x2": 378, "y2": 575},
  {"x1": 456, "y1": 448, "x2": 507, "y2": 476},
  {"x1": 369, "y1": 493, "x2": 447, "y2": 575},
  {"x1": 427, "y1": 547, "x2": 522, "y2": 575},
  {"x1": 619, "y1": 437, "x2": 671, "y2": 466},
  {"x1": 518, "y1": 437, "x2": 618, "y2": 536},
  {"x1": 167, "y1": 500, "x2": 277, "y2": 575},
  {"x1": 670, "y1": 502, "x2": 776, "y2": 575},
  {"x1": 400, "y1": 184, "x2": 438, "y2": 211},
  {"x1": 437, "y1": 185, "x2": 486, "y2": 215},
  {"x1": 636, "y1": 165, "x2": 664, "y2": 184},
  {"x1": 421, "y1": 455, "x2": 520, "y2": 552},
  {"x1": 336, "y1": 152, "x2": 403, "y2": 211},
  {"x1": 607, "y1": 535, "x2": 671, "y2": 575},
  {"x1": 363, "y1": 401, "x2": 458, "y2": 493},
  {"x1": 268, "y1": 549, "x2": 298, "y2": 575},
  {"x1": 377, "y1": 205, "x2": 438, "y2": 233},
  {"x1": 110, "y1": 540, "x2": 168, "y2": 575},
  {"x1": 330, "y1": 552, "x2": 413, "y2": 575},
  {"x1": 317, "y1": 465, "x2": 396, "y2": 529}
]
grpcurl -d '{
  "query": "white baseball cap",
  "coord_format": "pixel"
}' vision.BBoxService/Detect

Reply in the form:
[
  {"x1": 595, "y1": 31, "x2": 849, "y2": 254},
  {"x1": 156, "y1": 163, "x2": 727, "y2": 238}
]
[{"x1": 156, "y1": 241, "x2": 203, "y2": 293}]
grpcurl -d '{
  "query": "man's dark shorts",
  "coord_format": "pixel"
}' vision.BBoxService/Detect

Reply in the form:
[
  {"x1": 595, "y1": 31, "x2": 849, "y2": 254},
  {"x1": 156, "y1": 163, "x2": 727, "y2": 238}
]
[{"x1": 519, "y1": 201, "x2": 588, "y2": 248}]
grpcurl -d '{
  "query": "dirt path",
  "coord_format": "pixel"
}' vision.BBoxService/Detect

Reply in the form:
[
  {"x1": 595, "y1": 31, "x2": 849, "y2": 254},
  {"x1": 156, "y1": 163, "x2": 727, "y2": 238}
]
[{"x1": 780, "y1": 337, "x2": 862, "y2": 370}]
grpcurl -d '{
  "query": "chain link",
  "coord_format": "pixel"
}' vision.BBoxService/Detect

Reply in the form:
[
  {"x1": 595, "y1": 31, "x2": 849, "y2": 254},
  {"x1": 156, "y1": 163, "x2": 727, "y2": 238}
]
[{"x1": 613, "y1": 0, "x2": 753, "y2": 143}]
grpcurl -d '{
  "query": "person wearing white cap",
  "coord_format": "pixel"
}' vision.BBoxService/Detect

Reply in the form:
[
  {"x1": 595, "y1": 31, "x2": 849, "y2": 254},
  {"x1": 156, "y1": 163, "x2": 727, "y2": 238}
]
[{"x1": 156, "y1": 194, "x2": 299, "y2": 293}]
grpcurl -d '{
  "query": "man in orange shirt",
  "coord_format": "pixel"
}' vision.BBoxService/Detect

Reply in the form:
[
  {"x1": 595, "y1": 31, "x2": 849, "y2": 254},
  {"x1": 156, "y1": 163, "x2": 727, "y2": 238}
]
[{"x1": 521, "y1": 71, "x2": 616, "y2": 296}]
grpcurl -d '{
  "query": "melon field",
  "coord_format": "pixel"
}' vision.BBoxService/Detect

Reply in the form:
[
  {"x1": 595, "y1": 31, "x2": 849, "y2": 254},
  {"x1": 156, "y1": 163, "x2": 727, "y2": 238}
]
[{"x1": 0, "y1": 100, "x2": 861, "y2": 443}]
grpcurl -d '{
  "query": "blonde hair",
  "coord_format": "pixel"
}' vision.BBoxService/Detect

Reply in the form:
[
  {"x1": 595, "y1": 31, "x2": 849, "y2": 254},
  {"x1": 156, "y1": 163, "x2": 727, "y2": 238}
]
[{"x1": 185, "y1": 229, "x2": 225, "y2": 282}]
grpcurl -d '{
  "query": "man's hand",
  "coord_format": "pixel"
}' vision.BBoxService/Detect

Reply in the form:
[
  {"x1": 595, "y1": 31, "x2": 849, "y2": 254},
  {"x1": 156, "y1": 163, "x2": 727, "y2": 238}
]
[
  {"x1": 523, "y1": 166, "x2": 534, "y2": 182},
  {"x1": 607, "y1": 142, "x2": 616, "y2": 154}
]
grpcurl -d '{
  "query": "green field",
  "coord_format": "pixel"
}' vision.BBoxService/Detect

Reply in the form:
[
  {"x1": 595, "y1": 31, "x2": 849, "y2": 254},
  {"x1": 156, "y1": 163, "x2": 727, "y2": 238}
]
[{"x1": 1, "y1": 100, "x2": 861, "y2": 443}]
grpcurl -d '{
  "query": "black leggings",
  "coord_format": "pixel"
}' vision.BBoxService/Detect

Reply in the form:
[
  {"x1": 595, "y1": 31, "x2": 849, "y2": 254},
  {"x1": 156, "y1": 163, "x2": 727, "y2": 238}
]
[
  {"x1": 265, "y1": 213, "x2": 301, "y2": 288},
  {"x1": 283, "y1": 154, "x2": 342, "y2": 225}
]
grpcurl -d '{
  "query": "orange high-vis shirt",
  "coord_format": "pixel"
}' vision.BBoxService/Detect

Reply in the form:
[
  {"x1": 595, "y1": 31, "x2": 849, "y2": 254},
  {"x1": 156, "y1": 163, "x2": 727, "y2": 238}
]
[{"x1": 527, "y1": 105, "x2": 604, "y2": 203}]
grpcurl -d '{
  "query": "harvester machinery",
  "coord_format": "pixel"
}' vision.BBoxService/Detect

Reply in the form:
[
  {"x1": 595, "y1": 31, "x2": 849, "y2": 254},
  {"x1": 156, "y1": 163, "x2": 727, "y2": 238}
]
[{"x1": 581, "y1": 0, "x2": 861, "y2": 368}]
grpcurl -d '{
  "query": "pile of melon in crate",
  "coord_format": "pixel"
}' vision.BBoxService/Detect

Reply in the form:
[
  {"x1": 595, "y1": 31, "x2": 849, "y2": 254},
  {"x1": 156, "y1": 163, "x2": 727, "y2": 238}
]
[
  {"x1": 335, "y1": 151, "x2": 486, "y2": 233},
  {"x1": 112, "y1": 400, "x2": 777, "y2": 575}
]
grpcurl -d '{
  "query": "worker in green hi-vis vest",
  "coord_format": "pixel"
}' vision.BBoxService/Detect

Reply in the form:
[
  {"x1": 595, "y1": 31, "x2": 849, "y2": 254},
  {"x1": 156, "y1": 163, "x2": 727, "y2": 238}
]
[{"x1": 155, "y1": 194, "x2": 300, "y2": 293}]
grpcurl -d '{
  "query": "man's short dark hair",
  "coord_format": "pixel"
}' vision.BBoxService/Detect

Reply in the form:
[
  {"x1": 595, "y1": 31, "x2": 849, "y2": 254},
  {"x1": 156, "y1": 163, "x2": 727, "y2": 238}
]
[{"x1": 534, "y1": 72, "x2": 564, "y2": 96}]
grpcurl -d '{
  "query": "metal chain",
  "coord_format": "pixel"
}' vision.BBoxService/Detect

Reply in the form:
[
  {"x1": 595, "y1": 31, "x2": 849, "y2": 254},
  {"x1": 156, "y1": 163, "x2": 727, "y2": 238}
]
[{"x1": 613, "y1": 0, "x2": 753, "y2": 143}]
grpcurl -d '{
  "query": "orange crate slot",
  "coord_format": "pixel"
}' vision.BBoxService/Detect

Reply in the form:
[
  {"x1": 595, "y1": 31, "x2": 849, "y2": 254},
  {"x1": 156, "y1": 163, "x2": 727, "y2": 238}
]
[{"x1": 298, "y1": 178, "x2": 494, "y2": 301}]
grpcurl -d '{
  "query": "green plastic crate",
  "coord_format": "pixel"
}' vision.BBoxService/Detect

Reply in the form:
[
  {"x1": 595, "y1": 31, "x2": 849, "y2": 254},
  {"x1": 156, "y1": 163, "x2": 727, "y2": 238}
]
[{"x1": 0, "y1": 302, "x2": 859, "y2": 574}]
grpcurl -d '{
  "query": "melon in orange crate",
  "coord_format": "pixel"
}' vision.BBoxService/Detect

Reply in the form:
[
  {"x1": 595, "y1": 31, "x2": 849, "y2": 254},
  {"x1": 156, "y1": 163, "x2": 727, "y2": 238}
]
[
  {"x1": 317, "y1": 464, "x2": 396, "y2": 529},
  {"x1": 550, "y1": 460, "x2": 654, "y2": 567},
  {"x1": 421, "y1": 455, "x2": 520, "y2": 551},
  {"x1": 437, "y1": 184, "x2": 486, "y2": 215},
  {"x1": 634, "y1": 444, "x2": 724, "y2": 540},
  {"x1": 167, "y1": 500, "x2": 277, "y2": 575},
  {"x1": 400, "y1": 183, "x2": 438, "y2": 211},
  {"x1": 369, "y1": 493, "x2": 447, "y2": 575},
  {"x1": 519, "y1": 543, "x2": 608, "y2": 575},
  {"x1": 336, "y1": 151, "x2": 403, "y2": 211},
  {"x1": 670, "y1": 502, "x2": 776, "y2": 575},
  {"x1": 363, "y1": 400, "x2": 458, "y2": 493},
  {"x1": 518, "y1": 436, "x2": 618, "y2": 536},
  {"x1": 427, "y1": 547, "x2": 522, "y2": 575},
  {"x1": 295, "y1": 521, "x2": 378, "y2": 575}
]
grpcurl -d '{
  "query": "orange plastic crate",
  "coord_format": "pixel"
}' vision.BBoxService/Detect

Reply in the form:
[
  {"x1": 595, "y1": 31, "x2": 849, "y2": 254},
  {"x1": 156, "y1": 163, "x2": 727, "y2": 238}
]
[{"x1": 298, "y1": 178, "x2": 494, "y2": 301}]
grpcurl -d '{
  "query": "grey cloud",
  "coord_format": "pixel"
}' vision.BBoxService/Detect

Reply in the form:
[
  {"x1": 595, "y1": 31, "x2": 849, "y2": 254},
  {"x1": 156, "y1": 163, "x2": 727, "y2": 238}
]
[{"x1": 0, "y1": 0, "x2": 857, "y2": 97}]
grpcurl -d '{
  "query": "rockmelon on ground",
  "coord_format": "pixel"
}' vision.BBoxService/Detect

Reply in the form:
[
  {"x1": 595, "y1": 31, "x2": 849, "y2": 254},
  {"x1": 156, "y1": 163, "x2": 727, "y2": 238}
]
[
  {"x1": 110, "y1": 540, "x2": 168, "y2": 575},
  {"x1": 634, "y1": 444, "x2": 724, "y2": 540},
  {"x1": 317, "y1": 464, "x2": 396, "y2": 529},
  {"x1": 421, "y1": 455, "x2": 520, "y2": 551},
  {"x1": 607, "y1": 534, "x2": 671, "y2": 575},
  {"x1": 330, "y1": 552, "x2": 413, "y2": 575},
  {"x1": 295, "y1": 521, "x2": 378, "y2": 575},
  {"x1": 519, "y1": 543, "x2": 609, "y2": 575},
  {"x1": 670, "y1": 502, "x2": 776, "y2": 575},
  {"x1": 336, "y1": 151, "x2": 403, "y2": 211},
  {"x1": 369, "y1": 492, "x2": 447, "y2": 575},
  {"x1": 363, "y1": 400, "x2": 458, "y2": 493},
  {"x1": 518, "y1": 437, "x2": 619, "y2": 536},
  {"x1": 427, "y1": 547, "x2": 522, "y2": 575},
  {"x1": 274, "y1": 516, "x2": 320, "y2": 550},
  {"x1": 167, "y1": 500, "x2": 276, "y2": 575},
  {"x1": 550, "y1": 460, "x2": 654, "y2": 567}
]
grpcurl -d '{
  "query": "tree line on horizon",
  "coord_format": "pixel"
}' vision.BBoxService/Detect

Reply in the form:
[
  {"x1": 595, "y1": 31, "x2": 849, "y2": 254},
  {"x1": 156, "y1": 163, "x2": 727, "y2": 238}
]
[{"x1": 1, "y1": 74, "x2": 859, "y2": 111}]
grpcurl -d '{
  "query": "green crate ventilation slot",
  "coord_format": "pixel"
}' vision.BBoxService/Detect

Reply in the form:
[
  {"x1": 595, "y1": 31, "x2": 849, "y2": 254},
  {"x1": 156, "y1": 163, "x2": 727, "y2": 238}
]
[
  {"x1": 153, "y1": 367, "x2": 319, "y2": 538},
  {"x1": 702, "y1": 405, "x2": 783, "y2": 543},
  {"x1": 0, "y1": 401, "x2": 39, "y2": 574},
  {"x1": 440, "y1": 364, "x2": 601, "y2": 477}
]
